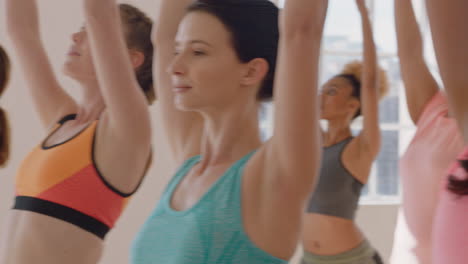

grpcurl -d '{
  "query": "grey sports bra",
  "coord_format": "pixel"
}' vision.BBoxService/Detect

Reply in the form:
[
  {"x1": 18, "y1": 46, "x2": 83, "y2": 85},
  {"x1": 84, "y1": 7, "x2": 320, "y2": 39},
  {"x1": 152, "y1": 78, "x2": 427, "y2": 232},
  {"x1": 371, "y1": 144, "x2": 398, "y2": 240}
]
[{"x1": 306, "y1": 137, "x2": 364, "y2": 220}]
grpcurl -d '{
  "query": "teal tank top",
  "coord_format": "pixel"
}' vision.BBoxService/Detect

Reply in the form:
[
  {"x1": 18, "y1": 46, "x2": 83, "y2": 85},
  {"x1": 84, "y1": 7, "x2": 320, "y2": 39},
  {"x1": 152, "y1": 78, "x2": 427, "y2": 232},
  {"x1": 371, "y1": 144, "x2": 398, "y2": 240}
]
[{"x1": 130, "y1": 152, "x2": 287, "y2": 264}]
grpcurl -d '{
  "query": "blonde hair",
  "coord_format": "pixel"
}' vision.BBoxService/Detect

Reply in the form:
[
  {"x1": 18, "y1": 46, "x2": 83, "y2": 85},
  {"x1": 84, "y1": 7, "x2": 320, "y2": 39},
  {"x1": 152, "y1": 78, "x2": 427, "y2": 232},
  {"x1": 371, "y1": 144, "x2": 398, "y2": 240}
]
[{"x1": 341, "y1": 60, "x2": 389, "y2": 101}]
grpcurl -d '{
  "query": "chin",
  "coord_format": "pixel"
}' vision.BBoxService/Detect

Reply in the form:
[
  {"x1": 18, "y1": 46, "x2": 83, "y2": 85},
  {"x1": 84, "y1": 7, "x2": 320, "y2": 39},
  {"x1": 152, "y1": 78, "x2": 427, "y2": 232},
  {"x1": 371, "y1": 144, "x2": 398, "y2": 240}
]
[
  {"x1": 174, "y1": 96, "x2": 200, "y2": 112},
  {"x1": 63, "y1": 63, "x2": 78, "y2": 79}
]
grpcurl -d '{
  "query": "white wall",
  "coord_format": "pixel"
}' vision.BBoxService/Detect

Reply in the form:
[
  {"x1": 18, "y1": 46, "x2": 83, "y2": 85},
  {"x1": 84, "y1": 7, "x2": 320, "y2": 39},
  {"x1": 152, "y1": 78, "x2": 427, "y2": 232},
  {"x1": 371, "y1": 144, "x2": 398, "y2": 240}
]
[{"x1": 0, "y1": 1, "x2": 403, "y2": 263}]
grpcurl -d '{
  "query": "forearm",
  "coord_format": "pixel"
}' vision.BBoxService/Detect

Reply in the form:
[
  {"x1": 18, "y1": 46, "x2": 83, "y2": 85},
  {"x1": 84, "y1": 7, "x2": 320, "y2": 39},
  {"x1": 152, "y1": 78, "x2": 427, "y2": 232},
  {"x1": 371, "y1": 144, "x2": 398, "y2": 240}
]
[
  {"x1": 6, "y1": 0, "x2": 41, "y2": 41},
  {"x1": 395, "y1": 0, "x2": 424, "y2": 60},
  {"x1": 84, "y1": 0, "x2": 150, "y2": 132},
  {"x1": 426, "y1": 0, "x2": 468, "y2": 141},
  {"x1": 359, "y1": 6, "x2": 378, "y2": 91}
]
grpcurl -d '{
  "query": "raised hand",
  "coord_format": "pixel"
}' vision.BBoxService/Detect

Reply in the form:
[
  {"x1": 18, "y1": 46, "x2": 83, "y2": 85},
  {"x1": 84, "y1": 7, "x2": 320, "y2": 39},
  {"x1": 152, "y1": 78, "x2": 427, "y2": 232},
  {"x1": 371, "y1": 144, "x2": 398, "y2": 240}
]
[{"x1": 356, "y1": 0, "x2": 368, "y2": 13}]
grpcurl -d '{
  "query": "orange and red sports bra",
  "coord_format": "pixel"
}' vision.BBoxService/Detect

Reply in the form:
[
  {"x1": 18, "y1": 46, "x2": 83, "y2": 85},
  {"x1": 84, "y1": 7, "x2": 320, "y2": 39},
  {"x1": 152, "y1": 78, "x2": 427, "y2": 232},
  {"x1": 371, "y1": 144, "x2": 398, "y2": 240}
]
[{"x1": 14, "y1": 114, "x2": 147, "y2": 239}]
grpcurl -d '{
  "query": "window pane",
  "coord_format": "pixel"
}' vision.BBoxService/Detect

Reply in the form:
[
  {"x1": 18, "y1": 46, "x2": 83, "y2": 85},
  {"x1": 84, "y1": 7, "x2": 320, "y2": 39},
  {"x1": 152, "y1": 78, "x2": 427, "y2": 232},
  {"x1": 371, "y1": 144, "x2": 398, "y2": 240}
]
[
  {"x1": 377, "y1": 130, "x2": 399, "y2": 195},
  {"x1": 374, "y1": 0, "x2": 397, "y2": 54},
  {"x1": 323, "y1": 0, "x2": 362, "y2": 53},
  {"x1": 379, "y1": 57, "x2": 400, "y2": 123},
  {"x1": 260, "y1": 103, "x2": 273, "y2": 141}
]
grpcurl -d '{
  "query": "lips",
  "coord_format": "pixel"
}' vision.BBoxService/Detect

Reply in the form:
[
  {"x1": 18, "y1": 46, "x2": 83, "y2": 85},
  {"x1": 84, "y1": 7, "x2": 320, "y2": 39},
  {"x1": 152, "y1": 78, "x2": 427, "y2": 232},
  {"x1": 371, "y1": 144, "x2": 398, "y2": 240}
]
[
  {"x1": 172, "y1": 86, "x2": 192, "y2": 93},
  {"x1": 67, "y1": 50, "x2": 81, "y2": 56}
]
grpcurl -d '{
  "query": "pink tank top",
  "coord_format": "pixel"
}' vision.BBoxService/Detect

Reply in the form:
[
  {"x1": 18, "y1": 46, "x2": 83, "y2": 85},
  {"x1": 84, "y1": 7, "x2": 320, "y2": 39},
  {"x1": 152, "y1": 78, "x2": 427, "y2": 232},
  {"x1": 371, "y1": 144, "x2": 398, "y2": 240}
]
[
  {"x1": 399, "y1": 91, "x2": 463, "y2": 263},
  {"x1": 432, "y1": 146, "x2": 468, "y2": 264}
]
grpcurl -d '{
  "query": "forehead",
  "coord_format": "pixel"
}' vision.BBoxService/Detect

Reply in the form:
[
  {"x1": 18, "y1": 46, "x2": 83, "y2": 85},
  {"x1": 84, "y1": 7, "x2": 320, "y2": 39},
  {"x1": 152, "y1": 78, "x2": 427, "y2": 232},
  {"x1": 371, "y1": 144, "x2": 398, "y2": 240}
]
[
  {"x1": 326, "y1": 76, "x2": 353, "y2": 86},
  {"x1": 176, "y1": 11, "x2": 232, "y2": 47},
  {"x1": 323, "y1": 76, "x2": 353, "y2": 93}
]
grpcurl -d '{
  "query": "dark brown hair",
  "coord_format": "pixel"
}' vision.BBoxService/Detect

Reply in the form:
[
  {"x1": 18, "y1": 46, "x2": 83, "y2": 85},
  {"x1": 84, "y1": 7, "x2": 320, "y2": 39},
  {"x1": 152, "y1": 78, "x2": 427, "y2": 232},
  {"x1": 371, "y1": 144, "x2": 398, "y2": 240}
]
[
  {"x1": 187, "y1": 0, "x2": 279, "y2": 101},
  {"x1": 0, "y1": 45, "x2": 11, "y2": 167},
  {"x1": 119, "y1": 4, "x2": 155, "y2": 104},
  {"x1": 447, "y1": 159, "x2": 468, "y2": 196}
]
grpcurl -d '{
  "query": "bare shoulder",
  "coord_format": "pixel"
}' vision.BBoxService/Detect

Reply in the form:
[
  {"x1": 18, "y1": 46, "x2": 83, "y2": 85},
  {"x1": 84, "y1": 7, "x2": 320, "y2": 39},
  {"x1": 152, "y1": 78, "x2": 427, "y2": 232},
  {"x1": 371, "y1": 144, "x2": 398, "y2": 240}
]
[
  {"x1": 93, "y1": 114, "x2": 151, "y2": 195},
  {"x1": 342, "y1": 136, "x2": 375, "y2": 183}
]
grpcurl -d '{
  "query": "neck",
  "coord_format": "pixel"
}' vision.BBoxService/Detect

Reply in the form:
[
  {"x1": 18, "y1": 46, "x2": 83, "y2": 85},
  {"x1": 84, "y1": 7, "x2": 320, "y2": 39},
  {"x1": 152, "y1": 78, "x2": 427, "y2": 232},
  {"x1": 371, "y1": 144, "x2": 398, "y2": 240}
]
[
  {"x1": 323, "y1": 117, "x2": 352, "y2": 146},
  {"x1": 76, "y1": 78, "x2": 105, "y2": 123},
  {"x1": 198, "y1": 101, "x2": 262, "y2": 171}
]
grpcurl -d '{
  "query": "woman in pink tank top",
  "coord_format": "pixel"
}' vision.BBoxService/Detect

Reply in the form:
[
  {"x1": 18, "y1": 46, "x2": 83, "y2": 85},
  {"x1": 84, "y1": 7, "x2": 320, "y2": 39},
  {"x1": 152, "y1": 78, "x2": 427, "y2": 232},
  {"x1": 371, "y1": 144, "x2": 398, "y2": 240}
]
[
  {"x1": 394, "y1": 1, "x2": 463, "y2": 263},
  {"x1": 425, "y1": 1, "x2": 468, "y2": 263}
]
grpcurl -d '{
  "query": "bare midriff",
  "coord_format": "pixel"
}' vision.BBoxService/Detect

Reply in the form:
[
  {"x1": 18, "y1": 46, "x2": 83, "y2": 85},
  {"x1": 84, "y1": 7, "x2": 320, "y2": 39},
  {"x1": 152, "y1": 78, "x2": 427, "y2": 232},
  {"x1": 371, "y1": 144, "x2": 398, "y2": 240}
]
[
  {"x1": 0, "y1": 211, "x2": 104, "y2": 264},
  {"x1": 302, "y1": 213, "x2": 364, "y2": 255}
]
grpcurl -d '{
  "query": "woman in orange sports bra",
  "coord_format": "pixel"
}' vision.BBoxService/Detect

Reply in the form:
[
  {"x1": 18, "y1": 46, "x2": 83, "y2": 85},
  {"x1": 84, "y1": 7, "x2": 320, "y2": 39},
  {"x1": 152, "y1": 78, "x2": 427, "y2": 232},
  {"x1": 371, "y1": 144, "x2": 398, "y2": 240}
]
[
  {"x1": 0, "y1": 1, "x2": 154, "y2": 264},
  {"x1": 0, "y1": 45, "x2": 11, "y2": 168}
]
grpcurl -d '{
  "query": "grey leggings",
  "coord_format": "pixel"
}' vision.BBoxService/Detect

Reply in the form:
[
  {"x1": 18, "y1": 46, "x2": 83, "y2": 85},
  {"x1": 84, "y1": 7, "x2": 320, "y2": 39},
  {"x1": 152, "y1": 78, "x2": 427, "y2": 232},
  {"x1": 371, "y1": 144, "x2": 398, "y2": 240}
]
[{"x1": 301, "y1": 240, "x2": 384, "y2": 264}]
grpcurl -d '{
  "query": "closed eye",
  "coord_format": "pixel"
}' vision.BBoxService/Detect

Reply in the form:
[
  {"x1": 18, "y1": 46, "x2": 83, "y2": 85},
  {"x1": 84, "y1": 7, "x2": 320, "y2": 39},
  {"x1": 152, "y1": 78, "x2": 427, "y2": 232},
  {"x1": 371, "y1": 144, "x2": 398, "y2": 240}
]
[{"x1": 193, "y1": 50, "x2": 206, "y2": 56}]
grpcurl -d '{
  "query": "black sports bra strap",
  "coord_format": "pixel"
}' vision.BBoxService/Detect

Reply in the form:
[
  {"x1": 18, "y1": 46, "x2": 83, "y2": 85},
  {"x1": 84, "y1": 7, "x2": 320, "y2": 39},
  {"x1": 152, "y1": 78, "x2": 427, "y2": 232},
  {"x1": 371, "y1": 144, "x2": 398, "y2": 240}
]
[{"x1": 58, "y1": 114, "x2": 78, "y2": 125}]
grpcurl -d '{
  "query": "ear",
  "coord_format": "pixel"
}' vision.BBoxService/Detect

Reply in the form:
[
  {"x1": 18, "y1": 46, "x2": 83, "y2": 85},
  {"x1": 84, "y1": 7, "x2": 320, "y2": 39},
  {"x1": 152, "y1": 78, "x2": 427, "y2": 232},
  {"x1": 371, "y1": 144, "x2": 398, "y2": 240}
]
[
  {"x1": 240, "y1": 58, "x2": 269, "y2": 87},
  {"x1": 347, "y1": 97, "x2": 361, "y2": 114},
  {"x1": 129, "y1": 49, "x2": 145, "y2": 69}
]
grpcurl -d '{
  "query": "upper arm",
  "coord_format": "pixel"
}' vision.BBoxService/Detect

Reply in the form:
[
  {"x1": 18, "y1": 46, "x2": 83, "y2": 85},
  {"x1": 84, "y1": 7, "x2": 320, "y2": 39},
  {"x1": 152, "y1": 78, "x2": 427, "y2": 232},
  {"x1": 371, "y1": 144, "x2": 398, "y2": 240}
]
[
  {"x1": 153, "y1": 0, "x2": 203, "y2": 162},
  {"x1": 355, "y1": 1, "x2": 380, "y2": 157},
  {"x1": 426, "y1": 0, "x2": 468, "y2": 141},
  {"x1": 6, "y1": 0, "x2": 77, "y2": 128},
  {"x1": 83, "y1": 0, "x2": 151, "y2": 144},
  {"x1": 267, "y1": 0, "x2": 327, "y2": 195},
  {"x1": 395, "y1": 0, "x2": 439, "y2": 124}
]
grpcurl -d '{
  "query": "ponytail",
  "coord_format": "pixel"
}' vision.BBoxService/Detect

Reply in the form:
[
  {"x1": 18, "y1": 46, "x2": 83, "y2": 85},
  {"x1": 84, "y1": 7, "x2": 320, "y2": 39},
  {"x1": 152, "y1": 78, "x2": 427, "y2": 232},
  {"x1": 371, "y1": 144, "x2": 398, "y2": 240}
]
[{"x1": 0, "y1": 107, "x2": 10, "y2": 167}]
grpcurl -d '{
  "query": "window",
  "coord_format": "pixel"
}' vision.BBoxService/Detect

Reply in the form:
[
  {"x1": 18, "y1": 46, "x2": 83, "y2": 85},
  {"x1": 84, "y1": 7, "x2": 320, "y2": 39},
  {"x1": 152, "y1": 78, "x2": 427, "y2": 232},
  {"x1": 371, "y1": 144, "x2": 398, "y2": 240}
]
[{"x1": 261, "y1": 0, "x2": 434, "y2": 204}]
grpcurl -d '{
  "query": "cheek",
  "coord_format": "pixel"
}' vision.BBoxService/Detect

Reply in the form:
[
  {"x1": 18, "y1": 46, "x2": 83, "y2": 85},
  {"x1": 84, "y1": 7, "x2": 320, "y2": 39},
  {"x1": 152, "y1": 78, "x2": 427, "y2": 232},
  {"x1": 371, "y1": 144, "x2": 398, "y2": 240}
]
[
  {"x1": 323, "y1": 96, "x2": 345, "y2": 111},
  {"x1": 191, "y1": 58, "x2": 241, "y2": 91}
]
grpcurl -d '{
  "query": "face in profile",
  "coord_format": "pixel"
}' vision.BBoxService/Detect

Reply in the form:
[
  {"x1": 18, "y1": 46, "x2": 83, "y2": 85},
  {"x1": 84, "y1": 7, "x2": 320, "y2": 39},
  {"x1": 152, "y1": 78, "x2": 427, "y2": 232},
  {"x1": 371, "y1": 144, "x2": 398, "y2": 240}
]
[
  {"x1": 320, "y1": 76, "x2": 359, "y2": 120},
  {"x1": 168, "y1": 11, "x2": 253, "y2": 112},
  {"x1": 63, "y1": 27, "x2": 97, "y2": 82}
]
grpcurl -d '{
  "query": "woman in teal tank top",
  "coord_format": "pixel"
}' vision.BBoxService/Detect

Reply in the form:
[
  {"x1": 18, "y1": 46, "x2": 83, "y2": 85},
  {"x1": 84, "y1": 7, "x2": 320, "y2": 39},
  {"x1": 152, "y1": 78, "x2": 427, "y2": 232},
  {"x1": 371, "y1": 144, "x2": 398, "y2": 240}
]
[{"x1": 131, "y1": 0, "x2": 328, "y2": 263}]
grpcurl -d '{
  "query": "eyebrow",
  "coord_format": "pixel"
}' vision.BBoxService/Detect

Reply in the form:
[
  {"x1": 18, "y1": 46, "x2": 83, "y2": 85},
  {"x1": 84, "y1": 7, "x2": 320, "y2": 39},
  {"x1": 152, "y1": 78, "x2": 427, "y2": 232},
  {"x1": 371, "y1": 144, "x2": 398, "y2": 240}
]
[{"x1": 175, "y1": 40, "x2": 213, "y2": 47}]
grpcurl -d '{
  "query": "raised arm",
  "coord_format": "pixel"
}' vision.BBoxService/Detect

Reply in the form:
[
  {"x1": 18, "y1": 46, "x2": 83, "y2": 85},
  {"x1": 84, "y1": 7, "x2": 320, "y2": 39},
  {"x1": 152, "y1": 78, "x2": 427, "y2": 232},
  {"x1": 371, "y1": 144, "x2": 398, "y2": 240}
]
[
  {"x1": 5, "y1": 0, "x2": 77, "y2": 128},
  {"x1": 269, "y1": 0, "x2": 327, "y2": 194},
  {"x1": 355, "y1": 0, "x2": 380, "y2": 156},
  {"x1": 395, "y1": 0, "x2": 439, "y2": 124},
  {"x1": 153, "y1": 0, "x2": 203, "y2": 163},
  {"x1": 426, "y1": 0, "x2": 468, "y2": 142},
  {"x1": 83, "y1": 0, "x2": 151, "y2": 145}
]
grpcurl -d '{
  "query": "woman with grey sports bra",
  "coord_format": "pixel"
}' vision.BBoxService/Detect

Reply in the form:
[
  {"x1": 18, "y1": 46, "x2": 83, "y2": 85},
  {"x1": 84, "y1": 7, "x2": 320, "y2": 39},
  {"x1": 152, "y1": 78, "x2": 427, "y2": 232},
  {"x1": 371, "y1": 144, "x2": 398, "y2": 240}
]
[{"x1": 301, "y1": 1, "x2": 389, "y2": 263}]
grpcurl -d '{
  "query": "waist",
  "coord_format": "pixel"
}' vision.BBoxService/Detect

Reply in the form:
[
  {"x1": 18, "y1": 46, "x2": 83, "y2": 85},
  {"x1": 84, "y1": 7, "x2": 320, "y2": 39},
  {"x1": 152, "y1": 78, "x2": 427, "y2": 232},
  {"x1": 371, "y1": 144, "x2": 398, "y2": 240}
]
[
  {"x1": 302, "y1": 239, "x2": 377, "y2": 264},
  {"x1": 1, "y1": 210, "x2": 104, "y2": 264},
  {"x1": 302, "y1": 214, "x2": 364, "y2": 255}
]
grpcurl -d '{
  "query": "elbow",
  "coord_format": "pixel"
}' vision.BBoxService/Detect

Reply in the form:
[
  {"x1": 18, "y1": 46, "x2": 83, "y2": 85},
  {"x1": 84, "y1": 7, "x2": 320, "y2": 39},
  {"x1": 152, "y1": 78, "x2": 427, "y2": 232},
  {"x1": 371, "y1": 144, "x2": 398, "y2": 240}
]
[
  {"x1": 83, "y1": 0, "x2": 114, "y2": 21},
  {"x1": 6, "y1": 23, "x2": 37, "y2": 43},
  {"x1": 397, "y1": 46, "x2": 423, "y2": 59},
  {"x1": 6, "y1": 15, "x2": 32, "y2": 39},
  {"x1": 281, "y1": 20, "x2": 324, "y2": 41}
]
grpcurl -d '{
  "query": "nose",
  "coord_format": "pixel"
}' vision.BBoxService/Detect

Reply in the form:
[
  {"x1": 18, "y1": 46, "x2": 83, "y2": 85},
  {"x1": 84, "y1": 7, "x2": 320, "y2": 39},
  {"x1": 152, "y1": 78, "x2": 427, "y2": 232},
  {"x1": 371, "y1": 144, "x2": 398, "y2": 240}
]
[
  {"x1": 72, "y1": 32, "x2": 80, "y2": 43},
  {"x1": 167, "y1": 53, "x2": 186, "y2": 76},
  {"x1": 72, "y1": 31, "x2": 84, "y2": 43}
]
